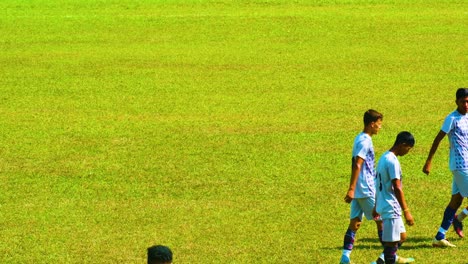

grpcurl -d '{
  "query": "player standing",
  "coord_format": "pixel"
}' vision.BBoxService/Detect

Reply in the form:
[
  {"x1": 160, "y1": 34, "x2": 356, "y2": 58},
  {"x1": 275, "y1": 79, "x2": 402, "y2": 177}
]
[
  {"x1": 373, "y1": 132, "x2": 415, "y2": 264},
  {"x1": 340, "y1": 109, "x2": 383, "y2": 264},
  {"x1": 423, "y1": 88, "x2": 468, "y2": 247}
]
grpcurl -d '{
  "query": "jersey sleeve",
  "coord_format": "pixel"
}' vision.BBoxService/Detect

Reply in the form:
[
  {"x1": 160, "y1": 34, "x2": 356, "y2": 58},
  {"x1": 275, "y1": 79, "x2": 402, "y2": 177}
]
[
  {"x1": 441, "y1": 114, "x2": 455, "y2": 134},
  {"x1": 387, "y1": 156, "x2": 401, "y2": 181},
  {"x1": 355, "y1": 139, "x2": 370, "y2": 160}
]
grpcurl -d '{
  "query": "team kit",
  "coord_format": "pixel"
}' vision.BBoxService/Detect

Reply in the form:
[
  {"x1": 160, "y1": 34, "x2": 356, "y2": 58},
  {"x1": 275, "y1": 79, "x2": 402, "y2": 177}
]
[{"x1": 340, "y1": 88, "x2": 468, "y2": 264}]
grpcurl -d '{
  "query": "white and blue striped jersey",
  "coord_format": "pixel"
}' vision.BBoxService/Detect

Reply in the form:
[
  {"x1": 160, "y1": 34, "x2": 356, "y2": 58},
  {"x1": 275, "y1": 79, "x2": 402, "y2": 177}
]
[
  {"x1": 442, "y1": 110, "x2": 468, "y2": 171},
  {"x1": 376, "y1": 151, "x2": 402, "y2": 219},
  {"x1": 352, "y1": 132, "x2": 376, "y2": 198}
]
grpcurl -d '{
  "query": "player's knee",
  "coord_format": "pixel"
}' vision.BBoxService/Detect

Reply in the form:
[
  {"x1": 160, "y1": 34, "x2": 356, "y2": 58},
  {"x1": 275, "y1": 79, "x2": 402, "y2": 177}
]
[
  {"x1": 449, "y1": 195, "x2": 463, "y2": 208},
  {"x1": 375, "y1": 219, "x2": 383, "y2": 230},
  {"x1": 400, "y1": 232, "x2": 407, "y2": 243},
  {"x1": 349, "y1": 221, "x2": 361, "y2": 231}
]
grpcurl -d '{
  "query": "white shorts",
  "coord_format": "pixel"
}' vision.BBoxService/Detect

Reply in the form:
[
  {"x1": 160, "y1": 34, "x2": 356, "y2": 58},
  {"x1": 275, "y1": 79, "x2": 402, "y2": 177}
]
[
  {"x1": 452, "y1": 170, "x2": 468, "y2": 197},
  {"x1": 382, "y1": 218, "x2": 406, "y2": 242},
  {"x1": 350, "y1": 197, "x2": 375, "y2": 221}
]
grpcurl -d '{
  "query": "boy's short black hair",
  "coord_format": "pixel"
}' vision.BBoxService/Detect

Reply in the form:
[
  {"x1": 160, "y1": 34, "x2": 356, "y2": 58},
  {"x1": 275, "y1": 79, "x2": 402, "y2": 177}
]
[
  {"x1": 394, "y1": 131, "x2": 415, "y2": 147},
  {"x1": 456, "y1": 88, "x2": 468, "y2": 100},
  {"x1": 148, "y1": 245, "x2": 172, "y2": 264},
  {"x1": 363, "y1": 109, "x2": 383, "y2": 126}
]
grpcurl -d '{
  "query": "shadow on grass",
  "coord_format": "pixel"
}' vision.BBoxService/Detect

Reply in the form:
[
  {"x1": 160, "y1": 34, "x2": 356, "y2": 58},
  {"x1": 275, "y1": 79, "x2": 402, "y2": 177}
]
[{"x1": 327, "y1": 236, "x2": 436, "y2": 250}]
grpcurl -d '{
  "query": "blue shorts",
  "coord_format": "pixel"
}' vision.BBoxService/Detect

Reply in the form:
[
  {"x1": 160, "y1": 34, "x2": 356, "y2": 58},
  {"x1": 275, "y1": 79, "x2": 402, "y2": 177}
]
[
  {"x1": 350, "y1": 197, "x2": 375, "y2": 221},
  {"x1": 452, "y1": 170, "x2": 468, "y2": 197}
]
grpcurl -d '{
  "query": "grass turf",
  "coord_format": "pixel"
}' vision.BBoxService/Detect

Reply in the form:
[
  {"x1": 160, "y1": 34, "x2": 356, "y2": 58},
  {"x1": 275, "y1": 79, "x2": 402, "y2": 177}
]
[{"x1": 0, "y1": 0, "x2": 466, "y2": 262}]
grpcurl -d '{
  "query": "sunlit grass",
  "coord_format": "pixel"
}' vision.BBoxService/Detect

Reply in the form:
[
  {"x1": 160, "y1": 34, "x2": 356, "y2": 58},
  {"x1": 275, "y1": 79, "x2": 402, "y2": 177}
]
[{"x1": 0, "y1": 0, "x2": 466, "y2": 262}]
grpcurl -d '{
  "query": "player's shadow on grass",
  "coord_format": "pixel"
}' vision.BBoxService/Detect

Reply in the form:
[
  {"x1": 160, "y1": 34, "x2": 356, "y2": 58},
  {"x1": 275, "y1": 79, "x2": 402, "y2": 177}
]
[{"x1": 329, "y1": 236, "x2": 434, "y2": 250}]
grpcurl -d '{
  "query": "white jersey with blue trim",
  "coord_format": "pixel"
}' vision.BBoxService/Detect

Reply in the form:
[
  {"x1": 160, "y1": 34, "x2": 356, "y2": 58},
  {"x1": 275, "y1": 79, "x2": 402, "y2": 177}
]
[
  {"x1": 442, "y1": 110, "x2": 468, "y2": 171},
  {"x1": 352, "y1": 132, "x2": 376, "y2": 198},
  {"x1": 376, "y1": 151, "x2": 402, "y2": 219}
]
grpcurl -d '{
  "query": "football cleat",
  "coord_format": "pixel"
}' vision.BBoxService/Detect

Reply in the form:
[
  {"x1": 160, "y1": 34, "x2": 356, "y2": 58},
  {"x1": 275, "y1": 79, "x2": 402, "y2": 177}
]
[
  {"x1": 340, "y1": 255, "x2": 354, "y2": 264},
  {"x1": 396, "y1": 256, "x2": 415, "y2": 263},
  {"x1": 453, "y1": 215, "x2": 464, "y2": 238},
  {"x1": 370, "y1": 257, "x2": 384, "y2": 264},
  {"x1": 432, "y1": 238, "x2": 456, "y2": 247}
]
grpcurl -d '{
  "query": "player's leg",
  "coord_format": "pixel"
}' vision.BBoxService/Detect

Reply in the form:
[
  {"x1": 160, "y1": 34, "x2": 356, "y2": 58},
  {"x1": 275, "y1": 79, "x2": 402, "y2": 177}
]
[
  {"x1": 359, "y1": 197, "x2": 385, "y2": 263},
  {"x1": 434, "y1": 170, "x2": 468, "y2": 246},
  {"x1": 340, "y1": 217, "x2": 361, "y2": 263},
  {"x1": 451, "y1": 170, "x2": 468, "y2": 238},
  {"x1": 452, "y1": 206, "x2": 466, "y2": 238},
  {"x1": 375, "y1": 217, "x2": 384, "y2": 245},
  {"x1": 376, "y1": 218, "x2": 415, "y2": 264},
  {"x1": 382, "y1": 218, "x2": 401, "y2": 264},
  {"x1": 371, "y1": 220, "x2": 415, "y2": 264},
  {"x1": 433, "y1": 193, "x2": 462, "y2": 241},
  {"x1": 340, "y1": 200, "x2": 363, "y2": 264},
  {"x1": 359, "y1": 196, "x2": 384, "y2": 245},
  {"x1": 455, "y1": 206, "x2": 468, "y2": 223},
  {"x1": 395, "y1": 231, "x2": 414, "y2": 264},
  {"x1": 382, "y1": 241, "x2": 398, "y2": 264},
  {"x1": 374, "y1": 220, "x2": 385, "y2": 263},
  {"x1": 432, "y1": 194, "x2": 462, "y2": 247}
]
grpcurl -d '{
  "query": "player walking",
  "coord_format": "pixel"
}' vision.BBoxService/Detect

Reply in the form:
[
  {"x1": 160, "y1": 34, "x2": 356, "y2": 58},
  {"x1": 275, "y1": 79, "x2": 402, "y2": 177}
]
[
  {"x1": 340, "y1": 109, "x2": 384, "y2": 264},
  {"x1": 423, "y1": 88, "x2": 468, "y2": 247},
  {"x1": 373, "y1": 132, "x2": 415, "y2": 264}
]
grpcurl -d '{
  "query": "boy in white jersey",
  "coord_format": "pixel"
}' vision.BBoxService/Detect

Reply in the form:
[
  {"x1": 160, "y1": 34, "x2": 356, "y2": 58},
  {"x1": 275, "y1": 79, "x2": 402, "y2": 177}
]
[
  {"x1": 340, "y1": 109, "x2": 383, "y2": 264},
  {"x1": 374, "y1": 132, "x2": 415, "y2": 264},
  {"x1": 423, "y1": 88, "x2": 468, "y2": 247}
]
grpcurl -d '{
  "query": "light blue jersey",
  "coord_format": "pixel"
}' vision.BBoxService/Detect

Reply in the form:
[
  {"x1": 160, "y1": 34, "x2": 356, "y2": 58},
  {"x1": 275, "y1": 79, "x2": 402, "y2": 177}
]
[
  {"x1": 376, "y1": 151, "x2": 402, "y2": 219},
  {"x1": 352, "y1": 132, "x2": 376, "y2": 198},
  {"x1": 442, "y1": 110, "x2": 468, "y2": 171}
]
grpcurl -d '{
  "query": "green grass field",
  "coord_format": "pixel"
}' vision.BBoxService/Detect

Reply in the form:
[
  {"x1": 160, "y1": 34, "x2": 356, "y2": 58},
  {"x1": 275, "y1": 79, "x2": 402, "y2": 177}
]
[{"x1": 0, "y1": 0, "x2": 466, "y2": 263}]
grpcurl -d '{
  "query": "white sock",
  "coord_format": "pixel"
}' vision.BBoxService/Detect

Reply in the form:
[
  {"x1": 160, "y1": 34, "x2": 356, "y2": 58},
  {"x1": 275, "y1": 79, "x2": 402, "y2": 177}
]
[
  {"x1": 342, "y1": 249, "x2": 351, "y2": 257},
  {"x1": 458, "y1": 208, "x2": 468, "y2": 222}
]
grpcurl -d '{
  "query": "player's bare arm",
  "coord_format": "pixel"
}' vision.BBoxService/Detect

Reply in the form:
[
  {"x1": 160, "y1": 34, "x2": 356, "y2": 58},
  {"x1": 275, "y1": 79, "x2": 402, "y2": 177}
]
[
  {"x1": 423, "y1": 130, "x2": 446, "y2": 175},
  {"x1": 345, "y1": 156, "x2": 364, "y2": 203},
  {"x1": 372, "y1": 205, "x2": 380, "y2": 220},
  {"x1": 392, "y1": 178, "x2": 414, "y2": 226}
]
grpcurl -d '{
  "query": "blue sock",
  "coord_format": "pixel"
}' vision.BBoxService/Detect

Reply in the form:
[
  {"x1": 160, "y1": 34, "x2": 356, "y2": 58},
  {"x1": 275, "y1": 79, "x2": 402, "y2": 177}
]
[
  {"x1": 436, "y1": 206, "x2": 456, "y2": 240},
  {"x1": 383, "y1": 245, "x2": 398, "y2": 264},
  {"x1": 343, "y1": 228, "x2": 355, "y2": 251},
  {"x1": 378, "y1": 230, "x2": 384, "y2": 246}
]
